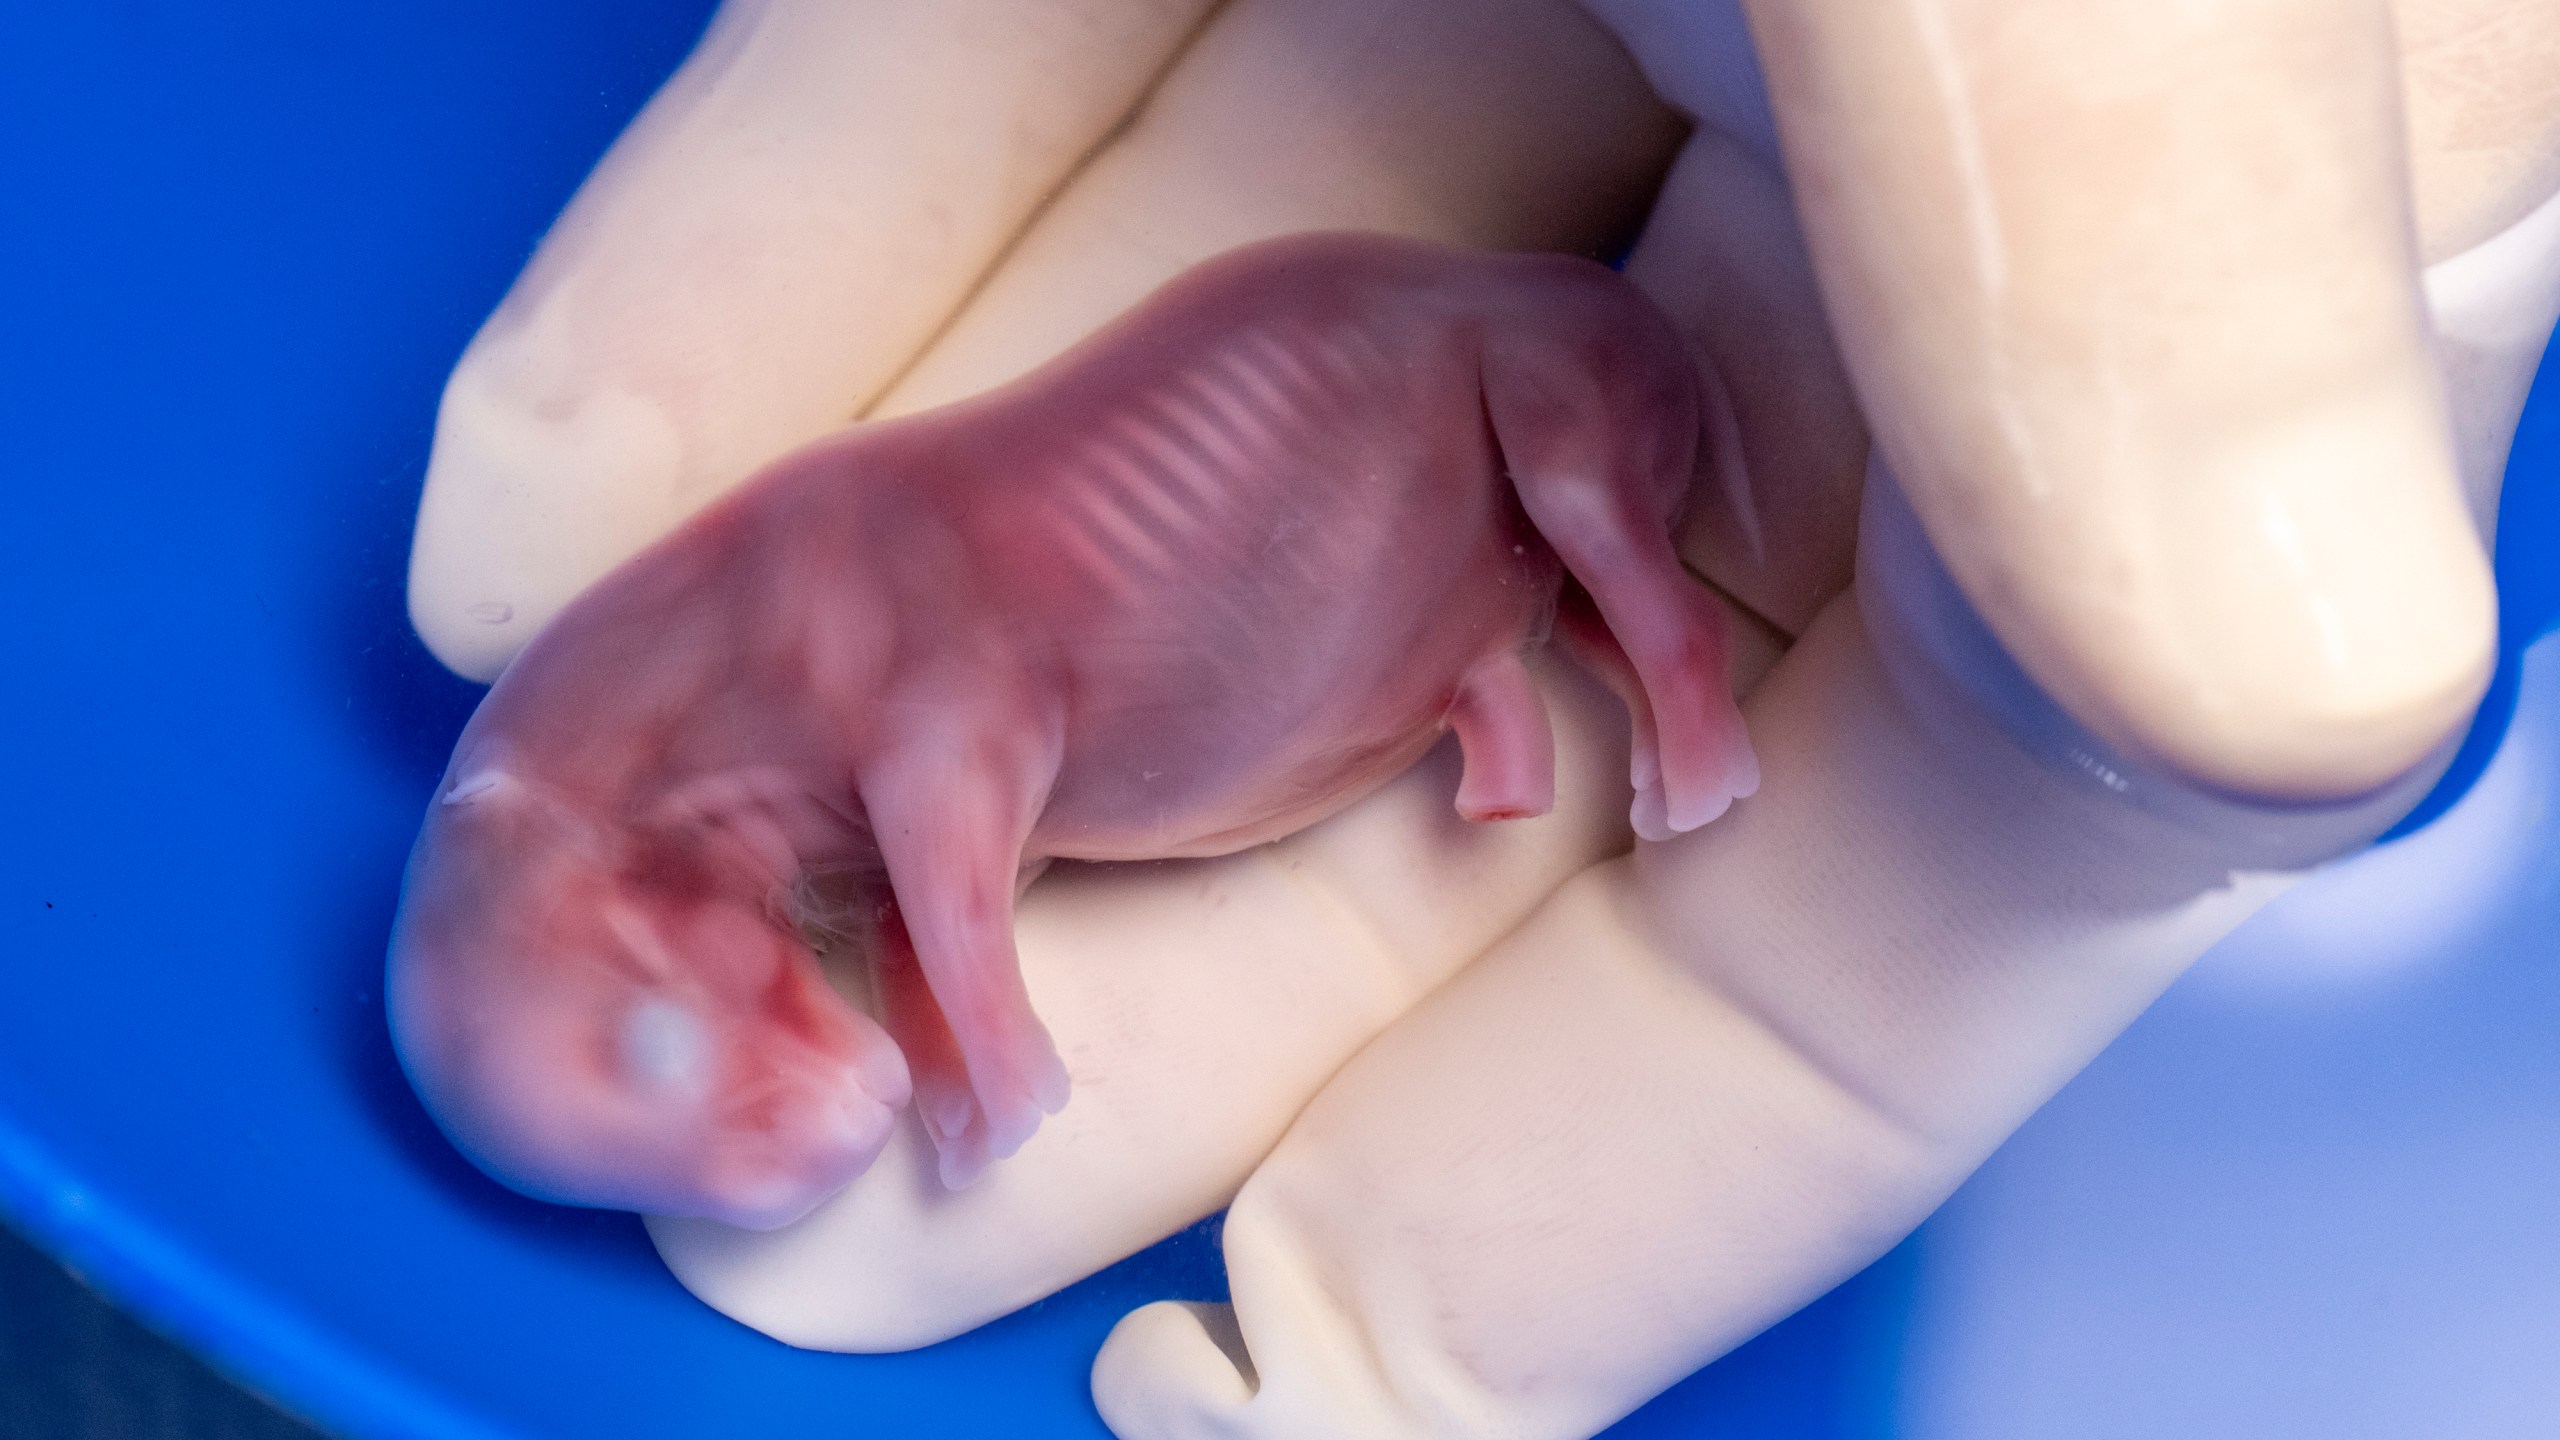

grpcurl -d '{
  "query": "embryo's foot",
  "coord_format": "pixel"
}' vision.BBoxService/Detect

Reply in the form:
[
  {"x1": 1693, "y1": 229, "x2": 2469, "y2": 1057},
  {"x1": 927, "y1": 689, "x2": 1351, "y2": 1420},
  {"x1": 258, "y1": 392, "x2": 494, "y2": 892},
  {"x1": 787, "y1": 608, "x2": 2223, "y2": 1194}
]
[{"x1": 874, "y1": 904, "x2": 1071, "y2": 1189}]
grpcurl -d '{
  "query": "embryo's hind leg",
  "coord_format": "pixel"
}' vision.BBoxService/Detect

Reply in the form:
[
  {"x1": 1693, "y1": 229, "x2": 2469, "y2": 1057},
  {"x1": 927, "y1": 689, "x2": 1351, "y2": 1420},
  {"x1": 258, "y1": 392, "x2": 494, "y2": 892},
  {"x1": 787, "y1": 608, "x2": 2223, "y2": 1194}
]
[
  {"x1": 1547, "y1": 587, "x2": 1670, "y2": 839},
  {"x1": 859, "y1": 715, "x2": 1071, "y2": 1189},
  {"x1": 1445, "y1": 647, "x2": 1557, "y2": 823},
  {"x1": 1483, "y1": 321, "x2": 1758, "y2": 837}
]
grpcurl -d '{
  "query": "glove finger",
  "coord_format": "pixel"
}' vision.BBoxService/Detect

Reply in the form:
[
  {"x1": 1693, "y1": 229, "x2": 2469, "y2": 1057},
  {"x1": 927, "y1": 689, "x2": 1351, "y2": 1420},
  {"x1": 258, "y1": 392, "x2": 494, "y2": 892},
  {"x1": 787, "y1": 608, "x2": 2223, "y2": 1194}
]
[{"x1": 1745, "y1": 0, "x2": 2496, "y2": 803}]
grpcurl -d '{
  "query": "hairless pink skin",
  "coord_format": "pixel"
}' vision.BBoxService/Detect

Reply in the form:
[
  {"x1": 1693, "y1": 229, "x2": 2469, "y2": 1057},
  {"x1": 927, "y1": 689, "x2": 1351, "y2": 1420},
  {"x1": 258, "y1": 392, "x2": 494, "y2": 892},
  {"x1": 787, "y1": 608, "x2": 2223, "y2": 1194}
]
[{"x1": 387, "y1": 233, "x2": 1758, "y2": 1229}]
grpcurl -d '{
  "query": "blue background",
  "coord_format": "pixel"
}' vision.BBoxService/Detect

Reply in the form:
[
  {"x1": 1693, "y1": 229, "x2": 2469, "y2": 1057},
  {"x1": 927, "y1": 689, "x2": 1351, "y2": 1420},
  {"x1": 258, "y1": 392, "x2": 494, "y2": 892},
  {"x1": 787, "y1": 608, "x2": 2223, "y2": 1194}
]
[{"x1": 1, "y1": 3, "x2": 2552, "y2": 1436}]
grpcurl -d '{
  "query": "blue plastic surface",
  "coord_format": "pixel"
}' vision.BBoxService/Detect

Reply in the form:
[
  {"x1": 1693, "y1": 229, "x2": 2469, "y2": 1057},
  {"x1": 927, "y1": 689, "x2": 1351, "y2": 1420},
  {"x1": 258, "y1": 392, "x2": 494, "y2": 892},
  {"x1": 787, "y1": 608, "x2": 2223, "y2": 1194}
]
[{"x1": 0, "y1": 5, "x2": 2551, "y2": 1438}]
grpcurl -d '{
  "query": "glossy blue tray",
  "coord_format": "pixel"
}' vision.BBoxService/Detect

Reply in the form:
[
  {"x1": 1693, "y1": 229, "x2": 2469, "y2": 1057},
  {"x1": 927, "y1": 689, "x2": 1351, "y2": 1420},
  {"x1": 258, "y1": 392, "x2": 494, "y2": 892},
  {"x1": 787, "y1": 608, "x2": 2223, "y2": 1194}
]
[{"x1": 3, "y1": 5, "x2": 2553, "y2": 1436}]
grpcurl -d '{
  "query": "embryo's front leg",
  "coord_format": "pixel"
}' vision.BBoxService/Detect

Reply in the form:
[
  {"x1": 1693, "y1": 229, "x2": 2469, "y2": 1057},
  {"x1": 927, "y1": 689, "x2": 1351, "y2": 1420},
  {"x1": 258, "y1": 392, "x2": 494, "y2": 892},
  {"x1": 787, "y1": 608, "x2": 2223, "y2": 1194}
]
[{"x1": 858, "y1": 692, "x2": 1071, "y2": 1190}]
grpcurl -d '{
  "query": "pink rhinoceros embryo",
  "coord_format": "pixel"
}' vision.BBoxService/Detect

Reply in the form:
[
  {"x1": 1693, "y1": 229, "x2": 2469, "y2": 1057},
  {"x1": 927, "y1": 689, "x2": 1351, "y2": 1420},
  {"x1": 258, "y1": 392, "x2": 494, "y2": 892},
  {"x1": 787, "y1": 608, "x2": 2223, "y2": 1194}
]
[{"x1": 386, "y1": 232, "x2": 1758, "y2": 1230}]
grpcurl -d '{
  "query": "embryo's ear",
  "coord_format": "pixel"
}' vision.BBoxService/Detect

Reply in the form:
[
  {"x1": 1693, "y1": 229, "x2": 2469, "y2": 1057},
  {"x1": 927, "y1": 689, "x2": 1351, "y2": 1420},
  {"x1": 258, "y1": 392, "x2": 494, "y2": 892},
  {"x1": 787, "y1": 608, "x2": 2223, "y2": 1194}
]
[
  {"x1": 439, "y1": 764, "x2": 525, "y2": 810},
  {"x1": 429, "y1": 757, "x2": 597, "y2": 862},
  {"x1": 434, "y1": 748, "x2": 564, "y2": 833}
]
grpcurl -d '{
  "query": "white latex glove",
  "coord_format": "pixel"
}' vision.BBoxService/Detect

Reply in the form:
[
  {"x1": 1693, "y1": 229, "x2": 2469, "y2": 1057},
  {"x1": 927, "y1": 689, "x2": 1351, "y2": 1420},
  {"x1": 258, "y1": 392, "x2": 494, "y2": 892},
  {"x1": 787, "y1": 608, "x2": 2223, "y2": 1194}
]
[{"x1": 399, "y1": 0, "x2": 2560, "y2": 1426}]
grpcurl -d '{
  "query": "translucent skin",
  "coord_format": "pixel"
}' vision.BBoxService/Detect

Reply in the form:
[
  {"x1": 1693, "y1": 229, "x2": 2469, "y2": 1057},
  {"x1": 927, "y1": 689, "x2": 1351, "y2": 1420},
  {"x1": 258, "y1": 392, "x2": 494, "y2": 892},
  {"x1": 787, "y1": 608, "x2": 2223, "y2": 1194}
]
[{"x1": 386, "y1": 233, "x2": 1757, "y2": 1229}]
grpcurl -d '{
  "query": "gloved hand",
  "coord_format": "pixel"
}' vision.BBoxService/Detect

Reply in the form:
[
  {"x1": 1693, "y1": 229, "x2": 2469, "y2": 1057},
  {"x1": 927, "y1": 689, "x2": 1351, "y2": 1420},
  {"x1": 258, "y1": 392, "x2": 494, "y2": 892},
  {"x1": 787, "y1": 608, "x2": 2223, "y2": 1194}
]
[{"x1": 400, "y1": 0, "x2": 2560, "y2": 1431}]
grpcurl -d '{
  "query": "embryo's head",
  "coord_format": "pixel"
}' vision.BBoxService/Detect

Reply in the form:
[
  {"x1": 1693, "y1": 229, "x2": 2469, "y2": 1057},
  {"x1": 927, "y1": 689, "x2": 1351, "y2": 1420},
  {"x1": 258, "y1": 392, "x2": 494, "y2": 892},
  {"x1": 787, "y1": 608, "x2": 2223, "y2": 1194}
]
[{"x1": 385, "y1": 756, "x2": 910, "y2": 1230}]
